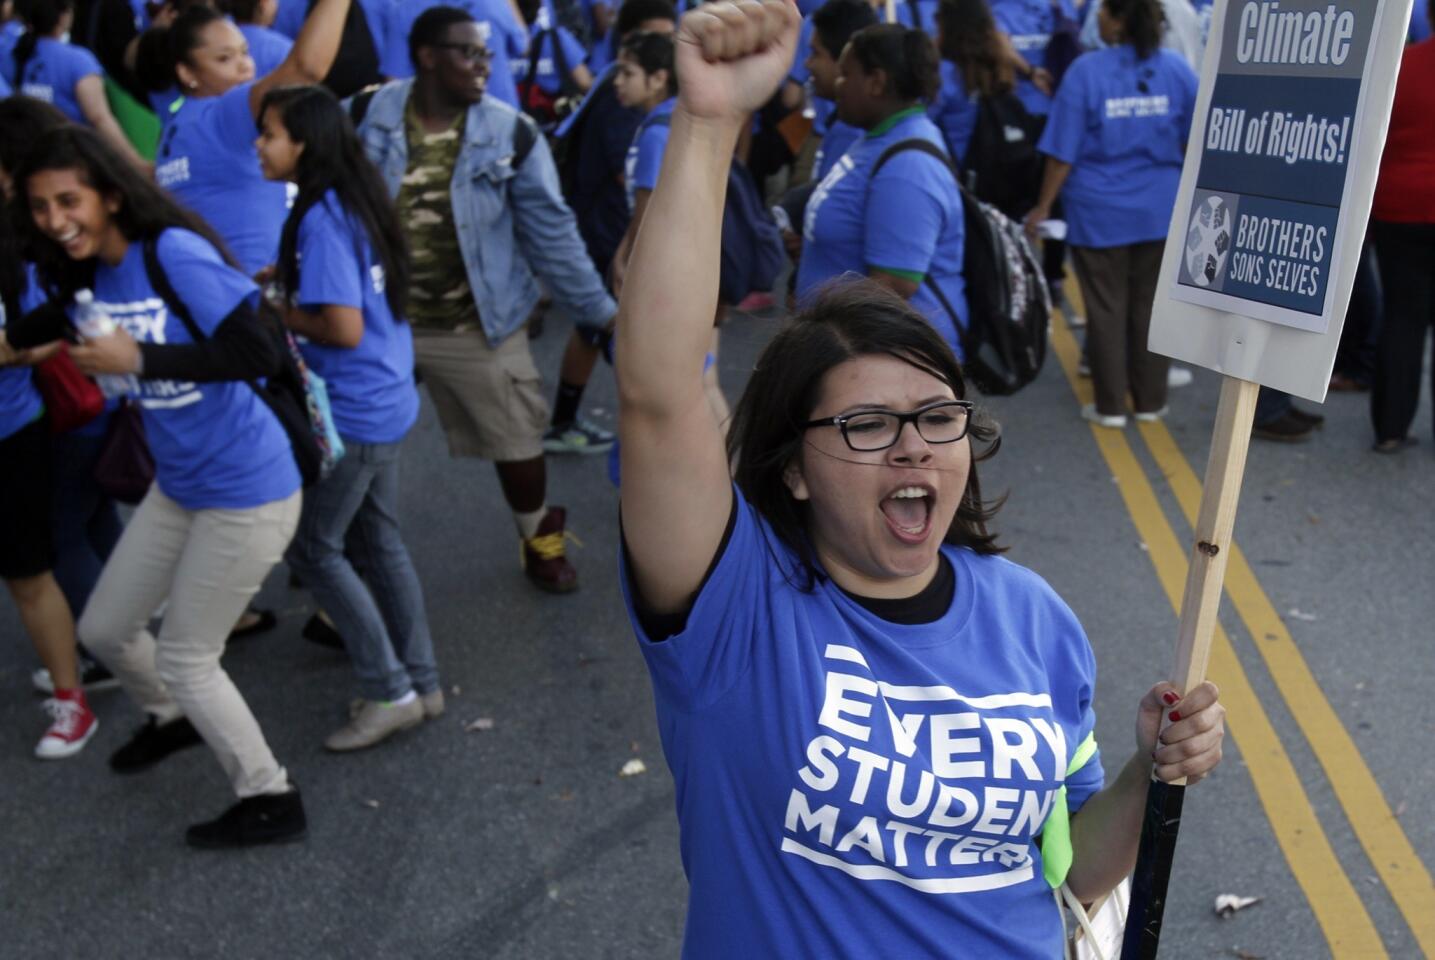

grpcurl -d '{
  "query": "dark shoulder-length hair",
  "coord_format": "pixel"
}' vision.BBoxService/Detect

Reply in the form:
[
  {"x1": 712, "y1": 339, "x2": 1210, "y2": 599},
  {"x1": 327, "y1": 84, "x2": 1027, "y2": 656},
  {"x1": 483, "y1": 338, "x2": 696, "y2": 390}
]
[
  {"x1": 937, "y1": 0, "x2": 1014, "y2": 98},
  {"x1": 726, "y1": 281, "x2": 1004, "y2": 590},
  {"x1": 11, "y1": 126, "x2": 238, "y2": 299},
  {"x1": 260, "y1": 85, "x2": 410, "y2": 320},
  {"x1": 1104, "y1": 0, "x2": 1165, "y2": 60}
]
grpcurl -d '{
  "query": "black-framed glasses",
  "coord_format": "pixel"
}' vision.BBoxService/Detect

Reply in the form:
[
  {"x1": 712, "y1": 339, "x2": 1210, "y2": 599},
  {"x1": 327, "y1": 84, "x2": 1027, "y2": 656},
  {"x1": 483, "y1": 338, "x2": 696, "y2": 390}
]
[
  {"x1": 802, "y1": 400, "x2": 974, "y2": 452},
  {"x1": 432, "y1": 43, "x2": 493, "y2": 64}
]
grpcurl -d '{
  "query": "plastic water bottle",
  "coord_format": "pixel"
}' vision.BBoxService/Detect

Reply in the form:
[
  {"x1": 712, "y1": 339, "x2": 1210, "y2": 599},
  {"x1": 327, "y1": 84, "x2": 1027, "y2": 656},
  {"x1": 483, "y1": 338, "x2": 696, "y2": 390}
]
[{"x1": 73, "y1": 289, "x2": 139, "y2": 398}]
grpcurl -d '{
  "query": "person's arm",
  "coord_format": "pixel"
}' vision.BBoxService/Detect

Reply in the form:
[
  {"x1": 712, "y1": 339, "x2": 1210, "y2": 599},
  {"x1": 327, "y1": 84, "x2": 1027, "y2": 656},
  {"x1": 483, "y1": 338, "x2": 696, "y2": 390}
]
[
  {"x1": 75, "y1": 74, "x2": 155, "y2": 176},
  {"x1": 1065, "y1": 681, "x2": 1225, "y2": 902},
  {"x1": 570, "y1": 61, "x2": 594, "y2": 92},
  {"x1": 617, "y1": 0, "x2": 800, "y2": 613},
  {"x1": 279, "y1": 303, "x2": 364, "y2": 348},
  {"x1": 609, "y1": 187, "x2": 650, "y2": 299},
  {"x1": 69, "y1": 300, "x2": 284, "y2": 382},
  {"x1": 1023, "y1": 155, "x2": 1071, "y2": 240},
  {"x1": 999, "y1": 30, "x2": 1053, "y2": 96},
  {"x1": 868, "y1": 270, "x2": 919, "y2": 300},
  {"x1": 248, "y1": 0, "x2": 354, "y2": 117},
  {"x1": 507, "y1": 121, "x2": 617, "y2": 330}
]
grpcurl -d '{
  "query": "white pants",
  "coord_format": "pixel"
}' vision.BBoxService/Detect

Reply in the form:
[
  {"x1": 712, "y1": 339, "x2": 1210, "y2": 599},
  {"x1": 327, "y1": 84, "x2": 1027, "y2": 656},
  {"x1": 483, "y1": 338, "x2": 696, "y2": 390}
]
[{"x1": 80, "y1": 485, "x2": 301, "y2": 798}]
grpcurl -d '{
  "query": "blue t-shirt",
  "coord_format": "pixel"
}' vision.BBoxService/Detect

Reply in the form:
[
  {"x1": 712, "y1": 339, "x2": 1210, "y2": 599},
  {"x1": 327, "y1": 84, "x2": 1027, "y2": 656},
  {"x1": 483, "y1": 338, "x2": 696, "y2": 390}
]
[
  {"x1": 511, "y1": 20, "x2": 586, "y2": 96},
  {"x1": 293, "y1": 191, "x2": 419, "y2": 445},
  {"x1": 990, "y1": 0, "x2": 1077, "y2": 116},
  {"x1": 624, "y1": 97, "x2": 676, "y2": 213},
  {"x1": 1037, "y1": 46, "x2": 1198, "y2": 248},
  {"x1": 5, "y1": 37, "x2": 103, "y2": 124},
  {"x1": 156, "y1": 82, "x2": 292, "y2": 277},
  {"x1": 91, "y1": 230, "x2": 300, "y2": 510},
  {"x1": 239, "y1": 23, "x2": 294, "y2": 77},
  {"x1": 929, "y1": 60, "x2": 978, "y2": 166},
  {"x1": 813, "y1": 118, "x2": 862, "y2": 183},
  {"x1": 799, "y1": 110, "x2": 968, "y2": 356},
  {"x1": 1412, "y1": 4, "x2": 1433, "y2": 43},
  {"x1": 621, "y1": 491, "x2": 1103, "y2": 959},
  {"x1": 274, "y1": 0, "x2": 391, "y2": 48},
  {"x1": 384, "y1": 0, "x2": 527, "y2": 107},
  {"x1": 0, "y1": 271, "x2": 45, "y2": 442}
]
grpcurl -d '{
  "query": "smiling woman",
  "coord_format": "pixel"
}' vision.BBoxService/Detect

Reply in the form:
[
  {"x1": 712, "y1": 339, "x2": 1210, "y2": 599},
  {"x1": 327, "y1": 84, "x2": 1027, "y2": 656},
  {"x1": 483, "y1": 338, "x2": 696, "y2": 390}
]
[{"x1": 614, "y1": 2, "x2": 1226, "y2": 957}]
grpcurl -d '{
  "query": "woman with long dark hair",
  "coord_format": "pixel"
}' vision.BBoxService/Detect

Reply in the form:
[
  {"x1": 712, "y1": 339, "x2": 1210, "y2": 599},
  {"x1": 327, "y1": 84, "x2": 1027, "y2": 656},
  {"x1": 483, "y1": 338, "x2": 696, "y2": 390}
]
[
  {"x1": 256, "y1": 85, "x2": 439, "y2": 752},
  {"x1": 3, "y1": 0, "x2": 151, "y2": 172},
  {"x1": 0, "y1": 103, "x2": 96, "y2": 760},
  {"x1": 137, "y1": 0, "x2": 352, "y2": 277},
  {"x1": 15, "y1": 126, "x2": 306, "y2": 847},
  {"x1": 931, "y1": 0, "x2": 1013, "y2": 164},
  {"x1": 614, "y1": 4, "x2": 1225, "y2": 954}
]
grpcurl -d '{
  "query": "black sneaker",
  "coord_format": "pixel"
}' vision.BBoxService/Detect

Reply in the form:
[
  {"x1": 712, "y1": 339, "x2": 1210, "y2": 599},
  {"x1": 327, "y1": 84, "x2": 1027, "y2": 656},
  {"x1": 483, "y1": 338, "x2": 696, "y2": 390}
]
[
  {"x1": 1288, "y1": 405, "x2": 1326, "y2": 428},
  {"x1": 302, "y1": 612, "x2": 345, "y2": 651},
  {"x1": 110, "y1": 715, "x2": 204, "y2": 773},
  {"x1": 1252, "y1": 411, "x2": 1315, "y2": 443},
  {"x1": 186, "y1": 788, "x2": 307, "y2": 849}
]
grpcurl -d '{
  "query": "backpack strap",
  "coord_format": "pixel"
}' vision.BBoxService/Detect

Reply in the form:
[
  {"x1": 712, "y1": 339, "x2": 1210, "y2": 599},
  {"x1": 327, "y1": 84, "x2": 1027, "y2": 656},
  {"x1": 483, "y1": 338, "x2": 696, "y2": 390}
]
[
  {"x1": 348, "y1": 83, "x2": 382, "y2": 128},
  {"x1": 141, "y1": 237, "x2": 207, "y2": 346},
  {"x1": 867, "y1": 138, "x2": 968, "y2": 334},
  {"x1": 513, "y1": 112, "x2": 539, "y2": 168}
]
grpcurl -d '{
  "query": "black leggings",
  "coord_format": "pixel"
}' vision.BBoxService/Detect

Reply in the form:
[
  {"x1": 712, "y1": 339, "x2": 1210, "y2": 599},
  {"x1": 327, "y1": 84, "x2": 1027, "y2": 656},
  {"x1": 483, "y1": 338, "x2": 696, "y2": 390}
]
[{"x1": 1370, "y1": 221, "x2": 1435, "y2": 443}]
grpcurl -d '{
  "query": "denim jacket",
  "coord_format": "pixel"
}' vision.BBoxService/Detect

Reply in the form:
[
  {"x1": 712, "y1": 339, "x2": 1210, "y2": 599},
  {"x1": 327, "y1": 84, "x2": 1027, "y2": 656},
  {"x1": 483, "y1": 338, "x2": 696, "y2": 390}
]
[{"x1": 355, "y1": 80, "x2": 616, "y2": 346}]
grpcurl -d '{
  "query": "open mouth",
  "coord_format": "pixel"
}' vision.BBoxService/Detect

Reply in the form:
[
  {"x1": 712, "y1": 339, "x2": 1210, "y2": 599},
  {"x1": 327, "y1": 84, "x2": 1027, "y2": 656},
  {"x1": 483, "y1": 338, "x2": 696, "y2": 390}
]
[{"x1": 879, "y1": 485, "x2": 934, "y2": 543}]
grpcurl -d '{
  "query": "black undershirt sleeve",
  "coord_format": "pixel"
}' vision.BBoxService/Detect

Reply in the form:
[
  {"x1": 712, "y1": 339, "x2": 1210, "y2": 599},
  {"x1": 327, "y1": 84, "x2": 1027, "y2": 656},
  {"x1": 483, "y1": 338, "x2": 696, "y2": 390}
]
[
  {"x1": 627, "y1": 498, "x2": 739, "y2": 643},
  {"x1": 137, "y1": 302, "x2": 282, "y2": 383}
]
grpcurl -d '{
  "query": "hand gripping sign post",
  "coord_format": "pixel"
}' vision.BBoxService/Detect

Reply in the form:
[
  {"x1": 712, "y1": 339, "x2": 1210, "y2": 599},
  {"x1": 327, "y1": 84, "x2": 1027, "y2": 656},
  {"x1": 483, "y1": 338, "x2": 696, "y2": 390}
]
[{"x1": 1123, "y1": 1, "x2": 1413, "y2": 957}]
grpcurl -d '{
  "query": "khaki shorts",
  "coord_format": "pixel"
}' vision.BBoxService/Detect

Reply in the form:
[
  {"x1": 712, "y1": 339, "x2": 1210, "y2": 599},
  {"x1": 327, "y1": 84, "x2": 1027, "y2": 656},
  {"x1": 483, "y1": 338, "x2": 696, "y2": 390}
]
[{"x1": 412, "y1": 327, "x2": 549, "y2": 462}]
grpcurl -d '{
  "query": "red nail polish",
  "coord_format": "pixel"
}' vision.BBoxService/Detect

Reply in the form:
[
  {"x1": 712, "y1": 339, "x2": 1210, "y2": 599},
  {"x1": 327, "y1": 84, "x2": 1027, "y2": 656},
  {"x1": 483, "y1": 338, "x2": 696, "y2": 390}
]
[
  {"x1": 1162, "y1": 692, "x2": 1180, "y2": 705},
  {"x1": 1169, "y1": 710, "x2": 1182, "y2": 722}
]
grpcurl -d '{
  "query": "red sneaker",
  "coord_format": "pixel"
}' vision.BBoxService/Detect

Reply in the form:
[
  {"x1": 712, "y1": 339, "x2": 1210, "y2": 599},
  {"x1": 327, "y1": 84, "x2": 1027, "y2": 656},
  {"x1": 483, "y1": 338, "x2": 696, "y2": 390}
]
[
  {"x1": 520, "y1": 507, "x2": 580, "y2": 594},
  {"x1": 35, "y1": 693, "x2": 98, "y2": 760}
]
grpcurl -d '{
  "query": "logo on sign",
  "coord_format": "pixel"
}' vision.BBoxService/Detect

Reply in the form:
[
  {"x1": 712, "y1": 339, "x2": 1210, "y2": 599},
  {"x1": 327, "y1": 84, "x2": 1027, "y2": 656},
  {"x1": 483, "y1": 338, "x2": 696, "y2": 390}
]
[{"x1": 1184, "y1": 194, "x2": 1234, "y2": 290}]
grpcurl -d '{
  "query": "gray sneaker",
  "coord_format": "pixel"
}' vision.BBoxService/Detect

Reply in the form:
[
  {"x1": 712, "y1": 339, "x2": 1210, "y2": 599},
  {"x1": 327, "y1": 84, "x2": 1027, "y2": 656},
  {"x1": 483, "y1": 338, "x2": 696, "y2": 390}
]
[
  {"x1": 543, "y1": 419, "x2": 615, "y2": 455},
  {"x1": 420, "y1": 689, "x2": 445, "y2": 720},
  {"x1": 325, "y1": 698, "x2": 424, "y2": 752}
]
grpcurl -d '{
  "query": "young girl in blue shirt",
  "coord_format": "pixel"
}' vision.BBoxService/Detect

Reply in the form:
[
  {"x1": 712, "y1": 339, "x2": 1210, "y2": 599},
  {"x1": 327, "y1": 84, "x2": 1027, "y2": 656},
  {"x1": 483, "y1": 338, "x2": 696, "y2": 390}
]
[
  {"x1": 0, "y1": 127, "x2": 97, "y2": 760},
  {"x1": 615, "y1": 6, "x2": 1226, "y2": 956},
  {"x1": 797, "y1": 24, "x2": 968, "y2": 357},
  {"x1": 137, "y1": 0, "x2": 353, "y2": 277},
  {"x1": 17, "y1": 126, "x2": 307, "y2": 849},
  {"x1": 1027, "y1": 0, "x2": 1197, "y2": 427},
  {"x1": 5, "y1": 0, "x2": 153, "y2": 172},
  {"x1": 930, "y1": 0, "x2": 1013, "y2": 167},
  {"x1": 255, "y1": 84, "x2": 441, "y2": 752}
]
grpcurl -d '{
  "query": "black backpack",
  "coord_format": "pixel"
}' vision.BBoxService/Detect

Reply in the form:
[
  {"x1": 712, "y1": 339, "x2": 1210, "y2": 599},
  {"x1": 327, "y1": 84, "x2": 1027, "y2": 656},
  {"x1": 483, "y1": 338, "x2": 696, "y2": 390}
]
[
  {"x1": 959, "y1": 92, "x2": 1043, "y2": 220},
  {"x1": 141, "y1": 239, "x2": 326, "y2": 487},
  {"x1": 871, "y1": 138, "x2": 1050, "y2": 396},
  {"x1": 307, "y1": 0, "x2": 382, "y2": 100}
]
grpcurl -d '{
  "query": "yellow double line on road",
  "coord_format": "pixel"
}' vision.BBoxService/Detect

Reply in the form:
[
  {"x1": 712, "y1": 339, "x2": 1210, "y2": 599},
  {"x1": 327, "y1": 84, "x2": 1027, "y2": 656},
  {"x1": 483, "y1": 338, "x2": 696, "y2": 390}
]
[{"x1": 1047, "y1": 314, "x2": 1435, "y2": 957}]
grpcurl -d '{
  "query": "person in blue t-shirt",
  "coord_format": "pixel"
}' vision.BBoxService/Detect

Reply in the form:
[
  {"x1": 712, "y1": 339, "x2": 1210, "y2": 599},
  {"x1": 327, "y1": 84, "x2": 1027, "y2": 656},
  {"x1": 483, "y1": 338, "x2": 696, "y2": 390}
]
[
  {"x1": 797, "y1": 25, "x2": 968, "y2": 357},
  {"x1": 384, "y1": 0, "x2": 528, "y2": 107},
  {"x1": 255, "y1": 85, "x2": 442, "y2": 753},
  {"x1": 988, "y1": 0, "x2": 1074, "y2": 117},
  {"x1": 18, "y1": 125, "x2": 307, "y2": 849},
  {"x1": 543, "y1": 0, "x2": 675, "y2": 458},
  {"x1": 4, "y1": 0, "x2": 153, "y2": 172},
  {"x1": 929, "y1": 0, "x2": 1014, "y2": 166},
  {"x1": 1027, "y1": 0, "x2": 1197, "y2": 427},
  {"x1": 138, "y1": 0, "x2": 352, "y2": 278},
  {"x1": 802, "y1": 0, "x2": 874, "y2": 184},
  {"x1": 617, "y1": 8, "x2": 1227, "y2": 956},
  {"x1": 512, "y1": 0, "x2": 592, "y2": 114},
  {"x1": 0, "y1": 120, "x2": 99, "y2": 761}
]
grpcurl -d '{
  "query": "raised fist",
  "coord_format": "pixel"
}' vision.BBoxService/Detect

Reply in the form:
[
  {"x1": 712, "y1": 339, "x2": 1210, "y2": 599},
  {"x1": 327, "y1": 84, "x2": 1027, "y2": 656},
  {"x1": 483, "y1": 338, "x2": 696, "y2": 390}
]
[{"x1": 676, "y1": 0, "x2": 802, "y2": 123}]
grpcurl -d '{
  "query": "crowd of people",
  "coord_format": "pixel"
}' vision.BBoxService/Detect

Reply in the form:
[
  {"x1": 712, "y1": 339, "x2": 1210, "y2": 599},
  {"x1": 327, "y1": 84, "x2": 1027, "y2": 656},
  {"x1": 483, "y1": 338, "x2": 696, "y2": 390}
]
[{"x1": 0, "y1": 0, "x2": 1427, "y2": 936}]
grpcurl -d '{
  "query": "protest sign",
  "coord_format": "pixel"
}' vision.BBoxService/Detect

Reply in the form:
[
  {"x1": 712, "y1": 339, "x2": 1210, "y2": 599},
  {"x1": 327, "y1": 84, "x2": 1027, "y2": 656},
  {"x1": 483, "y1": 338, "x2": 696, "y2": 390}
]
[{"x1": 1150, "y1": 0, "x2": 1414, "y2": 401}]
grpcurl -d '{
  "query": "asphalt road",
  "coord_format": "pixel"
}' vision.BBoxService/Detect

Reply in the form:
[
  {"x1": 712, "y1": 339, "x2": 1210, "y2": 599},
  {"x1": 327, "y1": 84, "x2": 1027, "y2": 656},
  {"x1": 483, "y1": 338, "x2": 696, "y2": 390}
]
[{"x1": 2, "y1": 301, "x2": 1432, "y2": 960}]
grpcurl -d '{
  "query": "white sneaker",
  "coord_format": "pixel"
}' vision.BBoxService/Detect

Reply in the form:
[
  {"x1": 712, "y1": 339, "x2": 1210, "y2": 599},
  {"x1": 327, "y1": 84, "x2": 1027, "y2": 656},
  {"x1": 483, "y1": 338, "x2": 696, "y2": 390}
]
[
  {"x1": 1167, "y1": 366, "x2": 1194, "y2": 388},
  {"x1": 1081, "y1": 404, "x2": 1127, "y2": 429},
  {"x1": 1134, "y1": 406, "x2": 1169, "y2": 423}
]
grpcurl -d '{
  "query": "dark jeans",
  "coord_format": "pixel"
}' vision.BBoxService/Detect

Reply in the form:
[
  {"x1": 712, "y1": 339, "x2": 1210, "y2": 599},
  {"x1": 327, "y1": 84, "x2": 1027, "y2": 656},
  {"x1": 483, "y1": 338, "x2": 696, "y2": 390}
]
[
  {"x1": 1371, "y1": 221, "x2": 1435, "y2": 443},
  {"x1": 1254, "y1": 387, "x2": 1293, "y2": 426},
  {"x1": 285, "y1": 440, "x2": 438, "y2": 702},
  {"x1": 52, "y1": 423, "x2": 123, "y2": 617}
]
